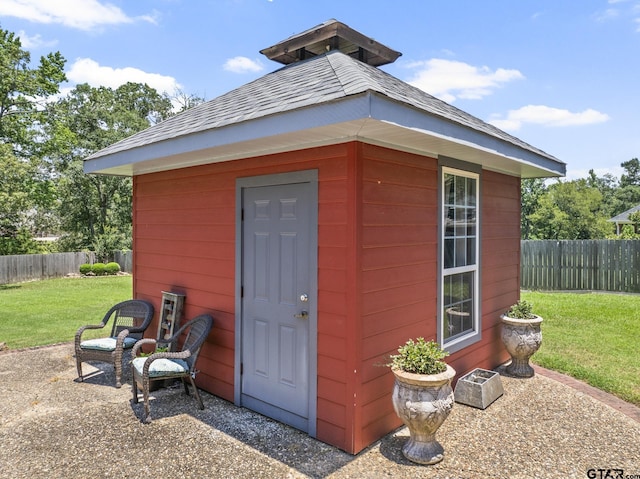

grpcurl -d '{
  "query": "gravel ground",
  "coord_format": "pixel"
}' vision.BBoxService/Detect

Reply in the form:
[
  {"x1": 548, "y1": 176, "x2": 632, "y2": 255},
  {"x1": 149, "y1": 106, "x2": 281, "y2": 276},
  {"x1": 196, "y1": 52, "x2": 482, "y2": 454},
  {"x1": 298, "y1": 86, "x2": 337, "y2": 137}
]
[{"x1": 1, "y1": 343, "x2": 639, "y2": 479}]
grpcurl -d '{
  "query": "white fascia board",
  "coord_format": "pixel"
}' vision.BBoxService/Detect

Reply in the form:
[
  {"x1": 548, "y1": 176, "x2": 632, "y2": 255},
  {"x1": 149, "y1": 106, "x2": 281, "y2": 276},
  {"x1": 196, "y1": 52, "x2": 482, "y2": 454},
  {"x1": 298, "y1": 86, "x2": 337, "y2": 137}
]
[
  {"x1": 83, "y1": 95, "x2": 373, "y2": 175},
  {"x1": 84, "y1": 91, "x2": 565, "y2": 179},
  {"x1": 367, "y1": 94, "x2": 566, "y2": 178}
]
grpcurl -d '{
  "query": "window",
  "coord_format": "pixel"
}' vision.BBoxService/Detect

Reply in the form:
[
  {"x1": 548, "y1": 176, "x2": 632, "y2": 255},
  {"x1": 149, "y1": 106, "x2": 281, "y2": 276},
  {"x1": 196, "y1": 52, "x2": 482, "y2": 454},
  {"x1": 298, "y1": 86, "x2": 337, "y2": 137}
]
[{"x1": 440, "y1": 167, "x2": 480, "y2": 350}]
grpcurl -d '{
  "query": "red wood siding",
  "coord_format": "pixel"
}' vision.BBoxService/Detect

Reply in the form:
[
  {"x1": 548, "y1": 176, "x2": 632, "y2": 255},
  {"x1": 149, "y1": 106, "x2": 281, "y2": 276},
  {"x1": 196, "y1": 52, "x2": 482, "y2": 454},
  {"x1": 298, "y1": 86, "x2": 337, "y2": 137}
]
[
  {"x1": 133, "y1": 143, "x2": 357, "y2": 451},
  {"x1": 356, "y1": 143, "x2": 439, "y2": 452},
  {"x1": 351, "y1": 146, "x2": 521, "y2": 453},
  {"x1": 132, "y1": 141, "x2": 521, "y2": 455}
]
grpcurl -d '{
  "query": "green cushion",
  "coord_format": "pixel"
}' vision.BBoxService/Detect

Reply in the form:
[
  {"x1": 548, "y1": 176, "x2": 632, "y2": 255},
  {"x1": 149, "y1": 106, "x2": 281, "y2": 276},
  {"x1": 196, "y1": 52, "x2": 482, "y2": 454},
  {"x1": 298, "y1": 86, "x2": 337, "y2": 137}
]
[
  {"x1": 80, "y1": 336, "x2": 137, "y2": 351},
  {"x1": 132, "y1": 357, "x2": 189, "y2": 378}
]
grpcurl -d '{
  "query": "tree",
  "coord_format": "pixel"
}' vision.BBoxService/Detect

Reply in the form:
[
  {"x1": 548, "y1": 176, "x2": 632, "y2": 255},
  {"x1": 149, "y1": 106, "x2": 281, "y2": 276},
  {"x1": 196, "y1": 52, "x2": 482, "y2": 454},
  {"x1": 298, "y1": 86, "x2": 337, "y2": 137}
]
[
  {"x1": 0, "y1": 144, "x2": 48, "y2": 254},
  {"x1": 0, "y1": 26, "x2": 206, "y2": 255},
  {"x1": 0, "y1": 25, "x2": 66, "y2": 254},
  {"x1": 586, "y1": 169, "x2": 619, "y2": 217},
  {"x1": 629, "y1": 211, "x2": 640, "y2": 237},
  {"x1": 606, "y1": 159, "x2": 640, "y2": 218},
  {"x1": 527, "y1": 179, "x2": 613, "y2": 239},
  {"x1": 0, "y1": 27, "x2": 66, "y2": 155},
  {"x1": 171, "y1": 88, "x2": 206, "y2": 113},
  {"x1": 611, "y1": 184, "x2": 640, "y2": 218},
  {"x1": 47, "y1": 82, "x2": 173, "y2": 252},
  {"x1": 620, "y1": 158, "x2": 640, "y2": 188},
  {"x1": 521, "y1": 178, "x2": 547, "y2": 240},
  {"x1": 0, "y1": 26, "x2": 66, "y2": 251}
]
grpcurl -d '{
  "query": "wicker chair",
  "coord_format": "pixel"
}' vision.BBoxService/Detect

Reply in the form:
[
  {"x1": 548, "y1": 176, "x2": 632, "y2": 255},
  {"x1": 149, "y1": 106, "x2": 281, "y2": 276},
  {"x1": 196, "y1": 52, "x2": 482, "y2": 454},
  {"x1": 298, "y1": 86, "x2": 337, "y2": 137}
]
[
  {"x1": 131, "y1": 314, "x2": 213, "y2": 423},
  {"x1": 75, "y1": 299, "x2": 155, "y2": 388}
]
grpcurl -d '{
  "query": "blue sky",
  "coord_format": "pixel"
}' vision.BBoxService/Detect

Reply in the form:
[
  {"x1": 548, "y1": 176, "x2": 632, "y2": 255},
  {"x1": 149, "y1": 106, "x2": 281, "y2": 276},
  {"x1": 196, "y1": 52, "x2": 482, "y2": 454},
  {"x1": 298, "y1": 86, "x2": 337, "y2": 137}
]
[{"x1": 2, "y1": 0, "x2": 639, "y2": 180}]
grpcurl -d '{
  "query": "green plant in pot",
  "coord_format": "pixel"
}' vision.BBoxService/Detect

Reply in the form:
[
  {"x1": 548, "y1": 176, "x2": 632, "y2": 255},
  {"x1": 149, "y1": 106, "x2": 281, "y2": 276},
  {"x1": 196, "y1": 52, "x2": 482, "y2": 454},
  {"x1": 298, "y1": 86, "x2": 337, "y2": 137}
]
[
  {"x1": 388, "y1": 338, "x2": 456, "y2": 465},
  {"x1": 500, "y1": 300, "x2": 543, "y2": 377}
]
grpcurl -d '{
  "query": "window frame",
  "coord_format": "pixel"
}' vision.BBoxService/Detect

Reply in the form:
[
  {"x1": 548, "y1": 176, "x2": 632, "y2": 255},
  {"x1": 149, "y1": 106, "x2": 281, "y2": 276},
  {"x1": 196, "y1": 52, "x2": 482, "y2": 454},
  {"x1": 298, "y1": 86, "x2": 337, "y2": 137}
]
[{"x1": 438, "y1": 161, "x2": 482, "y2": 353}]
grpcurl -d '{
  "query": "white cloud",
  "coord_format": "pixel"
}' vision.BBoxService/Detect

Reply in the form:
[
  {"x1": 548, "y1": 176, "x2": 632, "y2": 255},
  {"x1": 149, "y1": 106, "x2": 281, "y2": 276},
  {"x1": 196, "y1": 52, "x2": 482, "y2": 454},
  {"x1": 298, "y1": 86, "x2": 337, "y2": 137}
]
[
  {"x1": 67, "y1": 58, "x2": 182, "y2": 94},
  {"x1": 594, "y1": 1, "x2": 640, "y2": 28},
  {"x1": 16, "y1": 30, "x2": 57, "y2": 49},
  {"x1": 223, "y1": 56, "x2": 264, "y2": 74},
  {"x1": 405, "y1": 58, "x2": 524, "y2": 103},
  {"x1": 489, "y1": 105, "x2": 610, "y2": 131},
  {"x1": 0, "y1": 0, "x2": 156, "y2": 31},
  {"x1": 594, "y1": 7, "x2": 620, "y2": 22}
]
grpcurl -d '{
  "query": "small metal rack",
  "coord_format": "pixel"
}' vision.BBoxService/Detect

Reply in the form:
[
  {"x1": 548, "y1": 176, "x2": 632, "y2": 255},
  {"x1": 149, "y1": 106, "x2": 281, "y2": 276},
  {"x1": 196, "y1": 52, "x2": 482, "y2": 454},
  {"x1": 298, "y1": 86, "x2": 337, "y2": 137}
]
[{"x1": 158, "y1": 291, "x2": 185, "y2": 346}]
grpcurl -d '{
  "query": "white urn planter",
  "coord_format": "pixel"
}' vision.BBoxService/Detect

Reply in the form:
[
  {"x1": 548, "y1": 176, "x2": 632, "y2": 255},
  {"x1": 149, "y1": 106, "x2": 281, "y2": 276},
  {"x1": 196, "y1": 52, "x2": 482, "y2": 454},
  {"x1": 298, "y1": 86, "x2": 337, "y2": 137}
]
[
  {"x1": 391, "y1": 364, "x2": 456, "y2": 465},
  {"x1": 500, "y1": 313, "x2": 543, "y2": 377}
]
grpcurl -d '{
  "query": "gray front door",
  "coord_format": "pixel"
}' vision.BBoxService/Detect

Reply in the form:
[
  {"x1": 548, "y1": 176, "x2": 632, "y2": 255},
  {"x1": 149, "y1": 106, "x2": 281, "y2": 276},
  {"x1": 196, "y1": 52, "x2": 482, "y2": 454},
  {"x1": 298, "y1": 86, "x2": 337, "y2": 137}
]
[{"x1": 238, "y1": 173, "x2": 317, "y2": 434}]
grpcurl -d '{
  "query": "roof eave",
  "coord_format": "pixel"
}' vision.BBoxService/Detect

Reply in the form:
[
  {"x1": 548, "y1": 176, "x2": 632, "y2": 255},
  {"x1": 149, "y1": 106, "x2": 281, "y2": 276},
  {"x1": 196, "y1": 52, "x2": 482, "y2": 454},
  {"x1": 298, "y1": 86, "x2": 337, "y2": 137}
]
[{"x1": 83, "y1": 92, "x2": 565, "y2": 179}]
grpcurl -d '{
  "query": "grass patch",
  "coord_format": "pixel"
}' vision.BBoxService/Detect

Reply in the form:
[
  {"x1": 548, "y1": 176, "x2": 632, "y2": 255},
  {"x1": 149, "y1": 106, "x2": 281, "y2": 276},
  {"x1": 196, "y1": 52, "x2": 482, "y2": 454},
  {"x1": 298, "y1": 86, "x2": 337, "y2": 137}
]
[
  {"x1": 522, "y1": 291, "x2": 640, "y2": 406},
  {"x1": 0, "y1": 276, "x2": 132, "y2": 349},
  {"x1": 1, "y1": 278, "x2": 637, "y2": 407}
]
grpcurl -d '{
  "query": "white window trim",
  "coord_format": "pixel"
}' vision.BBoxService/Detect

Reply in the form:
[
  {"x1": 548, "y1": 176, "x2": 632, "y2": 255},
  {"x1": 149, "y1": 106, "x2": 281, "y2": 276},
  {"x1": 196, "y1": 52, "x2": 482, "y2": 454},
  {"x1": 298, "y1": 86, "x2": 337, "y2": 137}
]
[{"x1": 439, "y1": 166, "x2": 481, "y2": 353}]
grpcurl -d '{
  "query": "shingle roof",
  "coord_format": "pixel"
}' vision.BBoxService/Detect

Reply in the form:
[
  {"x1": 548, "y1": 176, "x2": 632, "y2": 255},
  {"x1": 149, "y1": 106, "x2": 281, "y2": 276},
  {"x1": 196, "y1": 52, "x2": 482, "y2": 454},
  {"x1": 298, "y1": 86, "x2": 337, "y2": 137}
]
[
  {"x1": 609, "y1": 204, "x2": 640, "y2": 223},
  {"x1": 85, "y1": 50, "x2": 564, "y2": 177}
]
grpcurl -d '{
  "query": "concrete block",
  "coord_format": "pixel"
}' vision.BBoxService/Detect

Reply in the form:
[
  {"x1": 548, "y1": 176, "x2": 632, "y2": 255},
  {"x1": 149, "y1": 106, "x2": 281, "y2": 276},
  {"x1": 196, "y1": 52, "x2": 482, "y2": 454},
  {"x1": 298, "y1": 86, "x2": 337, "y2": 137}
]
[{"x1": 454, "y1": 368, "x2": 504, "y2": 409}]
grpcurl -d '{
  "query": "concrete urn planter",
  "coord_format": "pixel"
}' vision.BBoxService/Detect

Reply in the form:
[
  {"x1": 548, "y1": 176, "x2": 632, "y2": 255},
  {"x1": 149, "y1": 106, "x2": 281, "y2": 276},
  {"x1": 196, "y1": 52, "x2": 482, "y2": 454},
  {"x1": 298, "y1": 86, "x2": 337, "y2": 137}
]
[
  {"x1": 500, "y1": 314, "x2": 543, "y2": 377},
  {"x1": 391, "y1": 365, "x2": 456, "y2": 465}
]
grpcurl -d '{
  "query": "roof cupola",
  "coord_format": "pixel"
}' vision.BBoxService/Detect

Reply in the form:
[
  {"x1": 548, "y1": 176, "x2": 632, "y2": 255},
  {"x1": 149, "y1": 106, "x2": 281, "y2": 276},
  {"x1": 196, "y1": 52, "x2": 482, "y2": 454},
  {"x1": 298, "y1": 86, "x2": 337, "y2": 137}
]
[{"x1": 259, "y1": 19, "x2": 402, "y2": 67}]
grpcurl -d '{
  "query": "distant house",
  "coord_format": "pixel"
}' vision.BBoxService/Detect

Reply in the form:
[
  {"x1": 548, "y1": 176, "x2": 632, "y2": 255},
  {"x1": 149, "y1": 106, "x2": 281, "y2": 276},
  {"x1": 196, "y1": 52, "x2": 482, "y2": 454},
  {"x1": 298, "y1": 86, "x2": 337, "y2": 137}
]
[
  {"x1": 83, "y1": 20, "x2": 565, "y2": 454},
  {"x1": 610, "y1": 205, "x2": 640, "y2": 235}
]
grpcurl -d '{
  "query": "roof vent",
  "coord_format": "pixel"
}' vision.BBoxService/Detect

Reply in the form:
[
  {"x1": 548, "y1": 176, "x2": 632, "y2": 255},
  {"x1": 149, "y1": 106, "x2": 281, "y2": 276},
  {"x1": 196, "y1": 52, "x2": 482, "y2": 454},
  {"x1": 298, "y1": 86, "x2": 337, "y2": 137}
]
[{"x1": 260, "y1": 19, "x2": 402, "y2": 67}]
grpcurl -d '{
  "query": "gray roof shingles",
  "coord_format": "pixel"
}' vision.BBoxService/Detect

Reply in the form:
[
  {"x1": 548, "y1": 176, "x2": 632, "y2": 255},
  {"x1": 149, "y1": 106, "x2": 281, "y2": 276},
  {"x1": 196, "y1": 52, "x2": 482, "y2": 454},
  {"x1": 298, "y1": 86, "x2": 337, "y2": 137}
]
[
  {"x1": 86, "y1": 51, "x2": 560, "y2": 164},
  {"x1": 610, "y1": 204, "x2": 640, "y2": 223}
]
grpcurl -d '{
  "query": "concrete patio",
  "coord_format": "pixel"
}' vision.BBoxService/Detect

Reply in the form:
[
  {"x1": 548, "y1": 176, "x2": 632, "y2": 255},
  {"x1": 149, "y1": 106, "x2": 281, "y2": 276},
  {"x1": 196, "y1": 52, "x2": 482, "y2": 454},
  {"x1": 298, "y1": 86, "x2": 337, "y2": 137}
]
[{"x1": 1, "y1": 343, "x2": 638, "y2": 479}]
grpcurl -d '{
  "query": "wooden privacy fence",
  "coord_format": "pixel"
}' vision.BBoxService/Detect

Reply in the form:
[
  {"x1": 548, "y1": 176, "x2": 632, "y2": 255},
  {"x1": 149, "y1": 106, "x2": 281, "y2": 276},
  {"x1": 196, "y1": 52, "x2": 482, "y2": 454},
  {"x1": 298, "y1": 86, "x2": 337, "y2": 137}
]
[
  {"x1": 0, "y1": 251, "x2": 132, "y2": 285},
  {"x1": 521, "y1": 240, "x2": 640, "y2": 292}
]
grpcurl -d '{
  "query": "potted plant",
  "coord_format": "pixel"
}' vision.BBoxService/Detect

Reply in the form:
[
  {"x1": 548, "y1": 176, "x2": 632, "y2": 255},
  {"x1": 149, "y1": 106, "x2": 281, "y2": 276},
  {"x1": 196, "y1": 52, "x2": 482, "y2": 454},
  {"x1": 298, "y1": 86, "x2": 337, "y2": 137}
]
[
  {"x1": 387, "y1": 337, "x2": 456, "y2": 465},
  {"x1": 500, "y1": 300, "x2": 543, "y2": 377}
]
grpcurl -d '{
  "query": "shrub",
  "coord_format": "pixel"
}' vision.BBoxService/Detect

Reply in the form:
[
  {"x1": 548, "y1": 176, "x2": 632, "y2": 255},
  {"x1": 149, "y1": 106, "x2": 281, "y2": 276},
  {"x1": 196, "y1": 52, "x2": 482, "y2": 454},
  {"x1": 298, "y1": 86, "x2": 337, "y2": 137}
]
[
  {"x1": 79, "y1": 263, "x2": 92, "y2": 275},
  {"x1": 505, "y1": 300, "x2": 536, "y2": 319},
  {"x1": 387, "y1": 337, "x2": 449, "y2": 375},
  {"x1": 105, "y1": 262, "x2": 121, "y2": 275},
  {"x1": 92, "y1": 263, "x2": 107, "y2": 276}
]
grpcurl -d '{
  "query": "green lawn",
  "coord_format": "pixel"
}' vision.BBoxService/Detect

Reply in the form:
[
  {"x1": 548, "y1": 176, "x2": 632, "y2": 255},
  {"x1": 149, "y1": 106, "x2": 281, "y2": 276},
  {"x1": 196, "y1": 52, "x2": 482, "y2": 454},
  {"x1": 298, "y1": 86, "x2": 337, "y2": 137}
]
[
  {"x1": 1, "y1": 278, "x2": 638, "y2": 407},
  {"x1": 0, "y1": 276, "x2": 132, "y2": 349},
  {"x1": 522, "y1": 290, "x2": 640, "y2": 406}
]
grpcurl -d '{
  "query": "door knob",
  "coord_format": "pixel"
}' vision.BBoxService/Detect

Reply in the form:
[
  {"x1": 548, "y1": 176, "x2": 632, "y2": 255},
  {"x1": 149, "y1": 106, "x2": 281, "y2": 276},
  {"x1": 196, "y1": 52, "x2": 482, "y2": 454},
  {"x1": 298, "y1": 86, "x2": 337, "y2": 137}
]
[
  {"x1": 294, "y1": 310, "x2": 308, "y2": 319},
  {"x1": 300, "y1": 294, "x2": 309, "y2": 302}
]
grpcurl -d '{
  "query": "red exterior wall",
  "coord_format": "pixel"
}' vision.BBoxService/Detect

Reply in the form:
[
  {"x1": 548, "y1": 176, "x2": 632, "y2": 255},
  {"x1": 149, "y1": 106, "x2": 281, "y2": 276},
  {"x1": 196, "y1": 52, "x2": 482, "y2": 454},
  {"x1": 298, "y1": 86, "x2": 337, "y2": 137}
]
[
  {"x1": 132, "y1": 143, "x2": 357, "y2": 450},
  {"x1": 132, "y1": 141, "x2": 521, "y2": 454},
  {"x1": 355, "y1": 144, "x2": 439, "y2": 451},
  {"x1": 354, "y1": 147, "x2": 519, "y2": 452}
]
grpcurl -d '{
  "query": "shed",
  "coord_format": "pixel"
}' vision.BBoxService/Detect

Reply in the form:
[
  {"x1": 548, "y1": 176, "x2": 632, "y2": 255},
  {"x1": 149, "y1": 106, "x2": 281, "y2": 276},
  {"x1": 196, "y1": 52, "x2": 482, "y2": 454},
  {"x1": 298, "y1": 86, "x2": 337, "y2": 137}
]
[{"x1": 84, "y1": 20, "x2": 565, "y2": 454}]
